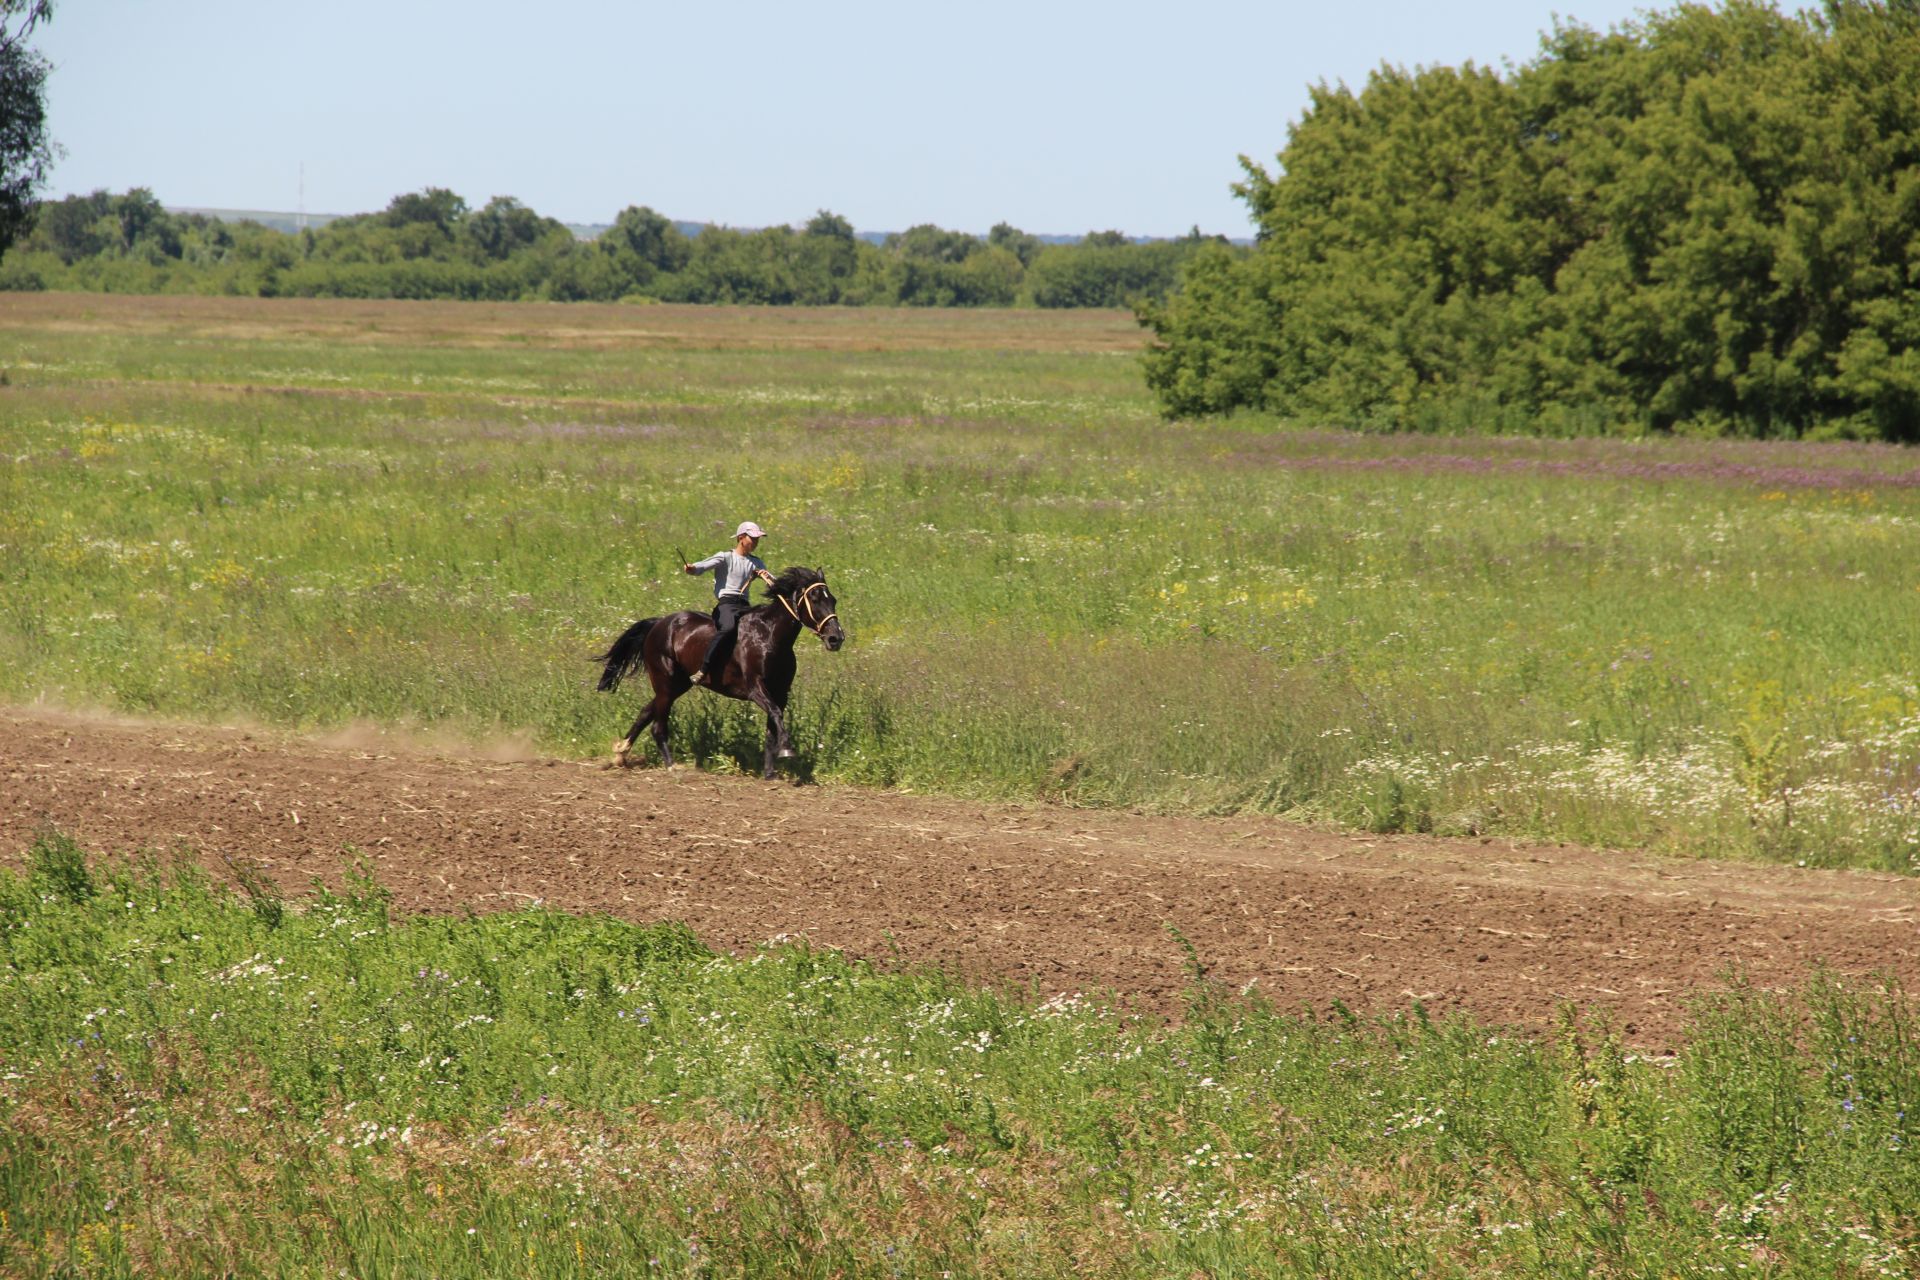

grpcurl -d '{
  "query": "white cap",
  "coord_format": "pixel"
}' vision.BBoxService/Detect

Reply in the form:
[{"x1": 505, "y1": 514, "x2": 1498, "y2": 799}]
[{"x1": 735, "y1": 520, "x2": 766, "y2": 539}]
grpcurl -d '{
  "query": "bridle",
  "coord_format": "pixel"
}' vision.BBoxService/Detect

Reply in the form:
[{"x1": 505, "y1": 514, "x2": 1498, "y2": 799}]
[{"x1": 775, "y1": 581, "x2": 838, "y2": 636}]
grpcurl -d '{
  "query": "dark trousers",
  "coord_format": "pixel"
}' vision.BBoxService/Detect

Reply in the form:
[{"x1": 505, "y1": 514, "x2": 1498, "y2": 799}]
[{"x1": 699, "y1": 596, "x2": 749, "y2": 677}]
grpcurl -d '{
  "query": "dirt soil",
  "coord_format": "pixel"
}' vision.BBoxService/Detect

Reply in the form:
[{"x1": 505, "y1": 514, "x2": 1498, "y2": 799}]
[{"x1": 5, "y1": 706, "x2": 1916, "y2": 1046}]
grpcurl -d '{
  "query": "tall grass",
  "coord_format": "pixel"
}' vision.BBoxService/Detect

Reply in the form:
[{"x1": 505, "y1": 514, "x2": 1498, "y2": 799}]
[
  {"x1": 3, "y1": 298, "x2": 1918, "y2": 868},
  {"x1": 2, "y1": 837, "x2": 1914, "y2": 1277}
]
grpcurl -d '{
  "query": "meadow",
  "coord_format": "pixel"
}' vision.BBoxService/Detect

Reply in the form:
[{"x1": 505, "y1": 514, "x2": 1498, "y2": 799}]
[
  {"x1": 3, "y1": 835, "x2": 1915, "y2": 1278},
  {"x1": 3, "y1": 293, "x2": 1919, "y2": 870}
]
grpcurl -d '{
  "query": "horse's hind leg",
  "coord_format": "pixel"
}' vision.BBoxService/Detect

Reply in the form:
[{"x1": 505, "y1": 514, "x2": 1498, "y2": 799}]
[
  {"x1": 614, "y1": 704, "x2": 656, "y2": 767},
  {"x1": 618, "y1": 665, "x2": 679, "y2": 768},
  {"x1": 651, "y1": 697, "x2": 675, "y2": 768}
]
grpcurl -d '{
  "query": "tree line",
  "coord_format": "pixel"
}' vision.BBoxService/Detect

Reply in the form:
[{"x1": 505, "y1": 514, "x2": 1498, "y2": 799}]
[
  {"x1": 1141, "y1": 0, "x2": 1920, "y2": 441},
  {"x1": 0, "y1": 186, "x2": 1231, "y2": 309}
]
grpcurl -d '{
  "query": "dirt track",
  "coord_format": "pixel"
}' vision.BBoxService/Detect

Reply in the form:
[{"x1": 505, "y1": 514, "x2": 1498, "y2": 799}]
[{"x1": 5, "y1": 706, "x2": 1916, "y2": 1045}]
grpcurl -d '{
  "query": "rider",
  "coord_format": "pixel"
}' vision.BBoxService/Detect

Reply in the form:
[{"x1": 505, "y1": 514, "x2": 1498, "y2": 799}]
[{"x1": 683, "y1": 520, "x2": 778, "y2": 685}]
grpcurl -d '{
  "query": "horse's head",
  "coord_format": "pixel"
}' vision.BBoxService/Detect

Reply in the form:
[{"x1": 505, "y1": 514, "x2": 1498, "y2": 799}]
[{"x1": 770, "y1": 567, "x2": 844, "y2": 651}]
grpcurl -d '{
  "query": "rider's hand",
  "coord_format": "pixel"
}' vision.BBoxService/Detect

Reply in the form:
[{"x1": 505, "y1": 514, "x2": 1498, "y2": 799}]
[{"x1": 683, "y1": 564, "x2": 697, "y2": 574}]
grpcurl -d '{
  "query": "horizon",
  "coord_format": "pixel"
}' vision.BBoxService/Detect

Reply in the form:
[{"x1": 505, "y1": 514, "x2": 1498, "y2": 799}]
[{"x1": 160, "y1": 201, "x2": 1239, "y2": 245}]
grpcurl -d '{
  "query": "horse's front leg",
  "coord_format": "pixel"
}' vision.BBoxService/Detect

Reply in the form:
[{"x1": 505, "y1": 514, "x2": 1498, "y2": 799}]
[{"x1": 746, "y1": 687, "x2": 794, "y2": 778}]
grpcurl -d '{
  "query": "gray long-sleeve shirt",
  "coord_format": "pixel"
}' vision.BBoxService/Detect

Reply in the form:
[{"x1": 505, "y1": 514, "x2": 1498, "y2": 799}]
[{"x1": 691, "y1": 550, "x2": 767, "y2": 600}]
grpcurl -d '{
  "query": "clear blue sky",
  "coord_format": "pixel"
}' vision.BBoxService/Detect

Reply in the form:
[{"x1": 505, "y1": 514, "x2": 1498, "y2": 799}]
[{"x1": 36, "y1": 0, "x2": 1654, "y2": 238}]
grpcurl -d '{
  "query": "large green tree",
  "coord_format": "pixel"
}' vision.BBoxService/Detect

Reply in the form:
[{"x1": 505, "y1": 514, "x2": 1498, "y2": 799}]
[
  {"x1": 0, "y1": 0, "x2": 53, "y2": 256},
  {"x1": 1142, "y1": 0, "x2": 1920, "y2": 440}
]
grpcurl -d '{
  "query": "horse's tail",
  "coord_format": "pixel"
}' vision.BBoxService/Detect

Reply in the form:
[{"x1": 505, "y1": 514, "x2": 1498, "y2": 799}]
[{"x1": 592, "y1": 617, "x2": 659, "y2": 692}]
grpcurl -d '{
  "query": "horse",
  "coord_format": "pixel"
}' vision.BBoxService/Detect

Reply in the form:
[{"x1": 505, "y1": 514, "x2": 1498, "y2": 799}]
[{"x1": 593, "y1": 566, "x2": 844, "y2": 777}]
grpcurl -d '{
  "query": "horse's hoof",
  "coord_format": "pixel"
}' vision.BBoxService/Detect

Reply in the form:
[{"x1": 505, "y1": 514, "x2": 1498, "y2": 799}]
[{"x1": 612, "y1": 739, "x2": 630, "y2": 766}]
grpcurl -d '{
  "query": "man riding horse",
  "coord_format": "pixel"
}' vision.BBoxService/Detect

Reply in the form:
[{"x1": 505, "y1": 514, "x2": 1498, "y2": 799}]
[
  {"x1": 594, "y1": 522, "x2": 843, "y2": 777},
  {"x1": 683, "y1": 520, "x2": 777, "y2": 686}
]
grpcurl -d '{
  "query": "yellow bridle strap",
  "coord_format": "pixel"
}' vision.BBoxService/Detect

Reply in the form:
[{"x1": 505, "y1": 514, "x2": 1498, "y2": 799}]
[{"x1": 777, "y1": 581, "x2": 837, "y2": 634}]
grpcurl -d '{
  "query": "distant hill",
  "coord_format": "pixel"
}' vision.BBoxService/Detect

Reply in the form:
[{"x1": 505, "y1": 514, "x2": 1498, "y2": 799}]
[{"x1": 169, "y1": 207, "x2": 347, "y2": 235}]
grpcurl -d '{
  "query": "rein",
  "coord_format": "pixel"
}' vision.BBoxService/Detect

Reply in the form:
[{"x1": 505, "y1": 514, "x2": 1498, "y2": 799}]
[{"x1": 775, "y1": 581, "x2": 837, "y2": 635}]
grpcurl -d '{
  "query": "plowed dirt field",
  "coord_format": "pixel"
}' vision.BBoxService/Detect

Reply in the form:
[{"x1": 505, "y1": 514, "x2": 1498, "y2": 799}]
[{"x1": 5, "y1": 706, "x2": 1915, "y2": 1045}]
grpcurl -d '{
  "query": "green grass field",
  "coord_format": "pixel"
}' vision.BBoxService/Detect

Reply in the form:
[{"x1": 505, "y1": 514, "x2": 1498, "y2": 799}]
[
  {"x1": 3, "y1": 836, "x2": 1915, "y2": 1278},
  {"x1": 5, "y1": 296, "x2": 1920, "y2": 1275},
  {"x1": 3, "y1": 293, "x2": 1918, "y2": 870}
]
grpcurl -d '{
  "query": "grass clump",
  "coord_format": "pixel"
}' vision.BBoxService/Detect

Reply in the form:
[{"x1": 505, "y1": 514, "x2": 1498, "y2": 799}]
[{"x1": 0, "y1": 841, "x2": 1915, "y2": 1277}]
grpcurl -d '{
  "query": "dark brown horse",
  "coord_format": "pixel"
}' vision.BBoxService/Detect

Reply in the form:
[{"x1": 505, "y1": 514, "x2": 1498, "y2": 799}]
[{"x1": 593, "y1": 567, "x2": 844, "y2": 776}]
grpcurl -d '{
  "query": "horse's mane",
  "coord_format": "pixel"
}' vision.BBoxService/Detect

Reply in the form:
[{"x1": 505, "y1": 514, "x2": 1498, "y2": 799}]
[{"x1": 765, "y1": 566, "x2": 825, "y2": 600}]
